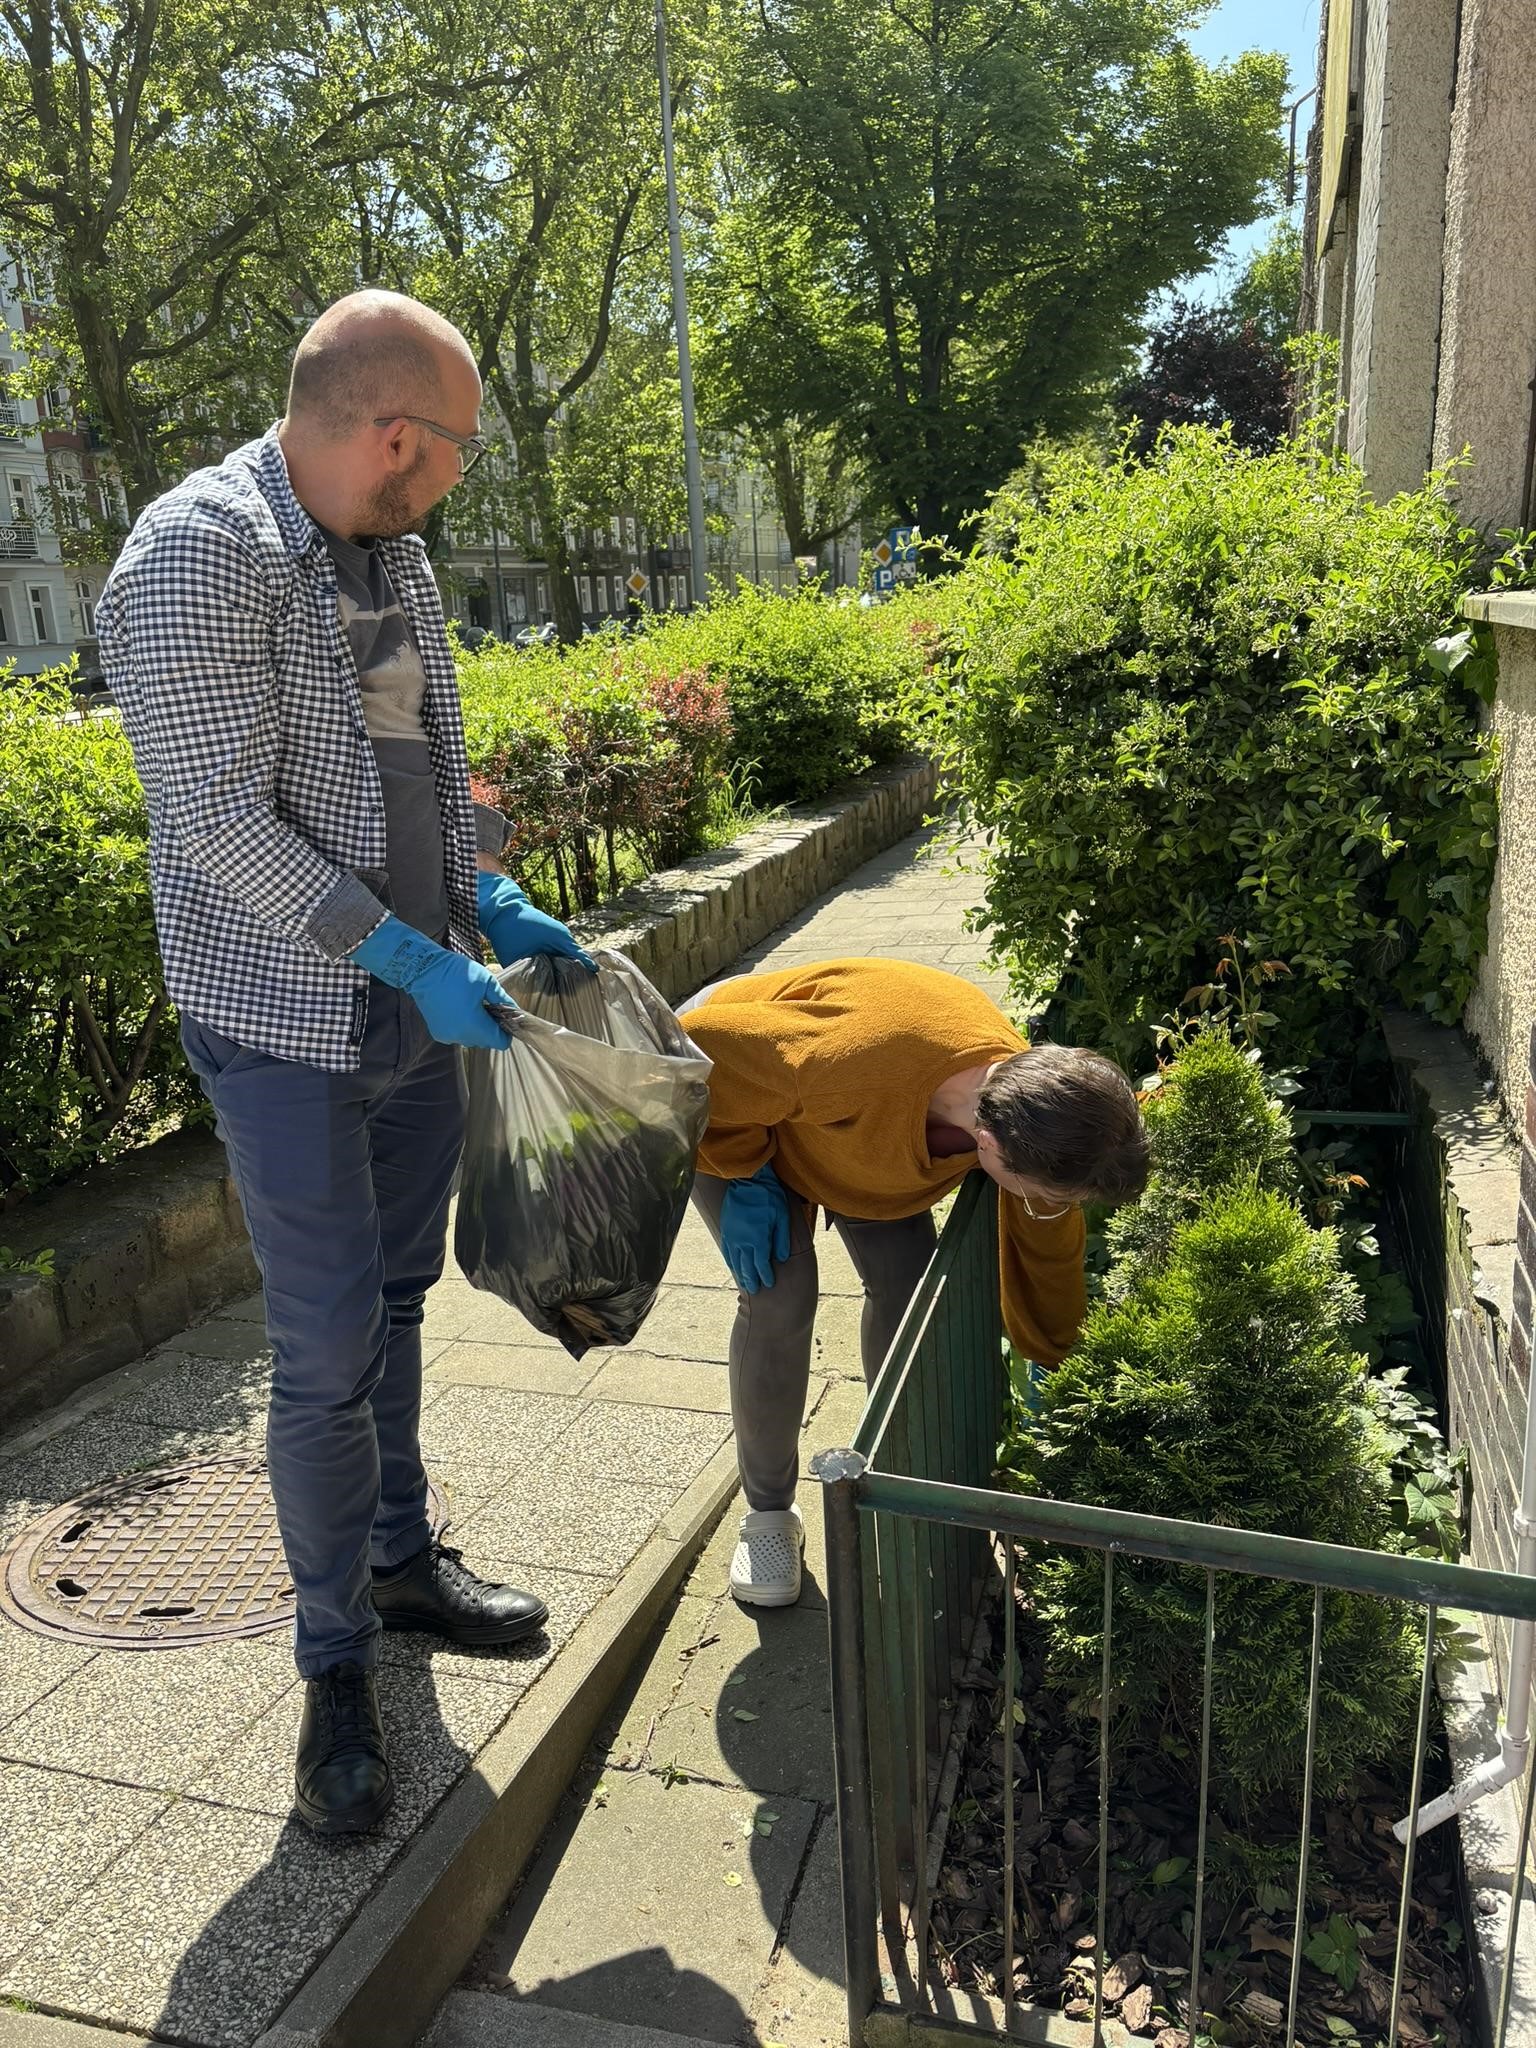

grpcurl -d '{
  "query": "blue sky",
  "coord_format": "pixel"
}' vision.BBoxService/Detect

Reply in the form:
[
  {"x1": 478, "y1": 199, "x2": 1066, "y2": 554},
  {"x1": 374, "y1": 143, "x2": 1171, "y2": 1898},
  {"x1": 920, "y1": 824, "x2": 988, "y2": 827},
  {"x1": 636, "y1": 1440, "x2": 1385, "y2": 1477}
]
[{"x1": 1177, "y1": 0, "x2": 1324, "y2": 301}]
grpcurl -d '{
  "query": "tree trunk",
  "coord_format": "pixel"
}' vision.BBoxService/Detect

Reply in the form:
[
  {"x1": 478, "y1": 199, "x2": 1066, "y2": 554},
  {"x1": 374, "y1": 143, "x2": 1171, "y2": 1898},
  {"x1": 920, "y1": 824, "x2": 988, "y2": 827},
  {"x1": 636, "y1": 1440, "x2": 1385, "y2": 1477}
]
[{"x1": 71, "y1": 294, "x2": 166, "y2": 517}]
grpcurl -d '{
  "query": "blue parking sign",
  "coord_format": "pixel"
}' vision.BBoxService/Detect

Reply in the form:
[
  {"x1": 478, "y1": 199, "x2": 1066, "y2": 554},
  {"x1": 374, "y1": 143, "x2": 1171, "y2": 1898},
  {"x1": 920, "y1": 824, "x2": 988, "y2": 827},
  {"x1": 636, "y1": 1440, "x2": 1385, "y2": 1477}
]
[
  {"x1": 889, "y1": 526, "x2": 918, "y2": 563},
  {"x1": 873, "y1": 565, "x2": 896, "y2": 594}
]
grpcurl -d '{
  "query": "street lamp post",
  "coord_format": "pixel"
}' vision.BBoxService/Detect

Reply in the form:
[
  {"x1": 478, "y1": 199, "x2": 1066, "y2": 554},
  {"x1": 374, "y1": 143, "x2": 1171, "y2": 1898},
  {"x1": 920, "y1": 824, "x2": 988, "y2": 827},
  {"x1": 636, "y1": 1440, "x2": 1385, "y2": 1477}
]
[
  {"x1": 655, "y1": 0, "x2": 708, "y2": 610},
  {"x1": 488, "y1": 450, "x2": 507, "y2": 638}
]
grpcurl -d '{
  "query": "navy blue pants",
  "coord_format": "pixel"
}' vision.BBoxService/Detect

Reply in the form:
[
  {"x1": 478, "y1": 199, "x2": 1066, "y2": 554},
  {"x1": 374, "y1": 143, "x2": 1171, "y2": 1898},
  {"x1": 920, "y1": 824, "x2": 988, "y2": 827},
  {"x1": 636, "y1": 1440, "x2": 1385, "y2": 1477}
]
[{"x1": 181, "y1": 987, "x2": 464, "y2": 1677}]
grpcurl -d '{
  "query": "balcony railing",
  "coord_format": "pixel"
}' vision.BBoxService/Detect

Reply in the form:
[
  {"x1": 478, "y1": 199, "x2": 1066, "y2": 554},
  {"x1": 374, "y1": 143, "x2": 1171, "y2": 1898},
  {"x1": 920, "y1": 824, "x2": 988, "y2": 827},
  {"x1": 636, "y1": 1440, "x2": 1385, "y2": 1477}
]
[{"x1": 0, "y1": 522, "x2": 39, "y2": 559}]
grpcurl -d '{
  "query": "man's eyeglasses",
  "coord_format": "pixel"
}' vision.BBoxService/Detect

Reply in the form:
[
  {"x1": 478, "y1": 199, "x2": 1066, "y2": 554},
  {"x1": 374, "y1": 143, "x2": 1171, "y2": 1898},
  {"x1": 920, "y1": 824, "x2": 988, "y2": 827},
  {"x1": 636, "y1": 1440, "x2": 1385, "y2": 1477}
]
[{"x1": 373, "y1": 414, "x2": 487, "y2": 479}]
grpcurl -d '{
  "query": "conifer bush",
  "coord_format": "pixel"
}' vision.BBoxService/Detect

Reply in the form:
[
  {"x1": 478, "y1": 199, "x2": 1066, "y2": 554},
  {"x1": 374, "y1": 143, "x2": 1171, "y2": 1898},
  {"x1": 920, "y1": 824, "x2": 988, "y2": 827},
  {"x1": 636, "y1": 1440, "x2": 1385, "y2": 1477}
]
[{"x1": 1012, "y1": 1033, "x2": 1422, "y2": 1806}]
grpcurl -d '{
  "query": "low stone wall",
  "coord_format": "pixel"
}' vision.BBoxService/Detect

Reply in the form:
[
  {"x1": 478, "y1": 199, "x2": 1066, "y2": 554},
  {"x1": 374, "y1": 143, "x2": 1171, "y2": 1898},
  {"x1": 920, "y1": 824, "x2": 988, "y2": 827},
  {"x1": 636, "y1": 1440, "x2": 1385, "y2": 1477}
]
[
  {"x1": 1382, "y1": 1007, "x2": 1536, "y2": 2048},
  {"x1": 1385, "y1": 1010, "x2": 1522, "y2": 1648},
  {"x1": 0, "y1": 754, "x2": 938, "y2": 1432}
]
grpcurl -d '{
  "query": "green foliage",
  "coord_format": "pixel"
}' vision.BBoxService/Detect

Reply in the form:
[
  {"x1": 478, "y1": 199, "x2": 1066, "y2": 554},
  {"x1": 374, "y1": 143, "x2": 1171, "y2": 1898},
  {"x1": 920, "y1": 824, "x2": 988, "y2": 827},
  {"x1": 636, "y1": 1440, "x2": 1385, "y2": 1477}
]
[
  {"x1": 1106, "y1": 1029, "x2": 1298, "y2": 1273},
  {"x1": 0, "y1": 666, "x2": 201, "y2": 1203},
  {"x1": 620, "y1": 583, "x2": 920, "y2": 807},
  {"x1": 1229, "y1": 221, "x2": 1304, "y2": 349},
  {"x1": 1011, "y1": 1034, "x2": 1424, "y2": 1809},
  {"x1": 908, "y1": 428, "x2": 1500, "y2": 1076},
  {"x1": 4, "y1": 589, "x2": 914, "y2": 1203},
  {"x1": 0, "y1": 0, "x2": 531, "y2": 516},
  {"x1": 460, "y1": 633, "x2": 735, "y2": 917},
  {"x1": 713, "y1": 0, "x2": 1286, "y2": 542}
]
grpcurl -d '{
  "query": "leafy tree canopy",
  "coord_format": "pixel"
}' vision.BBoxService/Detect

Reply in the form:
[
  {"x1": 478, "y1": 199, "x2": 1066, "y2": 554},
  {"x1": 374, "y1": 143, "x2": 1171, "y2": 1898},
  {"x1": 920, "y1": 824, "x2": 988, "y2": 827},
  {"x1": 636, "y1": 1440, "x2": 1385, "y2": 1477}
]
[{"x1": 708, "y1": 0, "x2": 1287, "y2": 549}]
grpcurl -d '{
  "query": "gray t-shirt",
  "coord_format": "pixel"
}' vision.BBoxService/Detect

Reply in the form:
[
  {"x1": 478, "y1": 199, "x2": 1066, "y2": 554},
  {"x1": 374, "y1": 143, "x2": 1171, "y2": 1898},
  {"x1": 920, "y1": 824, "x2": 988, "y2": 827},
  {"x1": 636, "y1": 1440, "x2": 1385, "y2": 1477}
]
[{"x1": 323, "y1": 527, "x2": 450, "y2": 941}]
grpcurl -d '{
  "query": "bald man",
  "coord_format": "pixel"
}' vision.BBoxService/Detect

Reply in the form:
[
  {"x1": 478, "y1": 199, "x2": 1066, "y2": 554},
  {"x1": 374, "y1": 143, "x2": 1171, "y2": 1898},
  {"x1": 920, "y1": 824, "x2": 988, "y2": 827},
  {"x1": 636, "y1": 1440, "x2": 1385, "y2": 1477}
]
[{"x1": 99, "y1": 292, "x2": 591, "y2": 1834}]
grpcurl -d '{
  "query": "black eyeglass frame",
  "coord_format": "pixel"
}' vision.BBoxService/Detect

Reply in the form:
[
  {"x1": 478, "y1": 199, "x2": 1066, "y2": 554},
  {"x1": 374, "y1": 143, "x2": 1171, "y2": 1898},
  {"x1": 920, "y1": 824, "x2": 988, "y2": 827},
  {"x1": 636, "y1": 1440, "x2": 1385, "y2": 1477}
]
[{"x1": 372, "y1": 413, "x2": 487, "y2": 478}]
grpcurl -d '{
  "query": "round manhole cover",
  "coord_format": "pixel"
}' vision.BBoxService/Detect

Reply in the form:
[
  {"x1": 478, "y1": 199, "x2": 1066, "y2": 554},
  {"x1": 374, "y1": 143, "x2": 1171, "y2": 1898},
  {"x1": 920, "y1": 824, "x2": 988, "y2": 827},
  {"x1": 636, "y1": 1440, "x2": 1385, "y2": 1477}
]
[{"x1": 0, "y1": 1456, "x2": 447, "y2": 1648}]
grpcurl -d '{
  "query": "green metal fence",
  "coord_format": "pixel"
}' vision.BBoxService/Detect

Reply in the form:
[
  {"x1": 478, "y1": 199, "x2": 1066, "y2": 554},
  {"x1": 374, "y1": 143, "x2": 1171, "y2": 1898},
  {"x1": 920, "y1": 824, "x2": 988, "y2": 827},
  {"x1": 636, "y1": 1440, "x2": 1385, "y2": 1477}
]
[{"x1": 814, "y1": 1175, "x2": 1536, "y2": 2048}]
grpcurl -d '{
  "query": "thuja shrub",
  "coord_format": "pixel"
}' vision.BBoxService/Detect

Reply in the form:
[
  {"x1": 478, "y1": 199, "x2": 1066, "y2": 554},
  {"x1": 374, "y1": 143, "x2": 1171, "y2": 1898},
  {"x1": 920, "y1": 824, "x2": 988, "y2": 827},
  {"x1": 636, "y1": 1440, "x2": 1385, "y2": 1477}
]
[
  {"x1": 1012, "y1": 1035, "x2": 1421, "y2": 1806},
  {"x1": 913, "y1": 426, "x2": 1501, "y2": 1074},
  {"x1": 1105, "y1": 1028, "x2": 1298, "y2": 1274},
  {"x1": 0, "y1": 666, "x2": 200, "y2": 1202}
]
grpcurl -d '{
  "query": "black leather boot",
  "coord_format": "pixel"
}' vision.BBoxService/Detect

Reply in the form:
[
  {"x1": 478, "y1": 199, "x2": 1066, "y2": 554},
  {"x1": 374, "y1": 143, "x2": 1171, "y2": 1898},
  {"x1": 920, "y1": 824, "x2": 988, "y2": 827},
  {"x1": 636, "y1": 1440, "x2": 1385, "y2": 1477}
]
[
  {"x1": 293, "y1": 1661, "x2": 392, "y2": 1835},
  {"x1": 372, "y1": 1542, "x2": 548, "y2": 1647}
]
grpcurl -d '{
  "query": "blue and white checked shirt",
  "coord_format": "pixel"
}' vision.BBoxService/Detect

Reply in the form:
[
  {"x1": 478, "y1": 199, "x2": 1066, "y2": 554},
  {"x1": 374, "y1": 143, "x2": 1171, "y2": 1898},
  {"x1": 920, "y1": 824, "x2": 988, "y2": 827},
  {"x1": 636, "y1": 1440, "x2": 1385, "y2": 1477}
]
[{"x1": 101, "y1": 427, "x2": 499, "y2": 1070}]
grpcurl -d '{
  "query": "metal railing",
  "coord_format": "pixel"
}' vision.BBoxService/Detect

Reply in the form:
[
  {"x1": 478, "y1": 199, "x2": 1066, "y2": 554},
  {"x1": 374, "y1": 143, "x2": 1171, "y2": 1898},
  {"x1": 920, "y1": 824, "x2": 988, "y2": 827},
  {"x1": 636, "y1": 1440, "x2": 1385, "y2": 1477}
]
[
  {"x1": 815, "y1": 1175, "x2": 1536, "y2": 2048},
  {"x1": 0, "y1": 521, "x2": 39, "y2": 558}
]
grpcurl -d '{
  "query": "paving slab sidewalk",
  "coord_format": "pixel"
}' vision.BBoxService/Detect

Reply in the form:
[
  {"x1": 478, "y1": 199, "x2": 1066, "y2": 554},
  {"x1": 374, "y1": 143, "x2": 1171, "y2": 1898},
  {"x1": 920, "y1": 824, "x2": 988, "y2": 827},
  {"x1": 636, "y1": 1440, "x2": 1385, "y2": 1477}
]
[
  {"x1": 427, "y1": 829, "x2": 1004, "y2": 2048},
  {"x1": 0, "y1": 820, "x2": 998, "y2": 2048}
]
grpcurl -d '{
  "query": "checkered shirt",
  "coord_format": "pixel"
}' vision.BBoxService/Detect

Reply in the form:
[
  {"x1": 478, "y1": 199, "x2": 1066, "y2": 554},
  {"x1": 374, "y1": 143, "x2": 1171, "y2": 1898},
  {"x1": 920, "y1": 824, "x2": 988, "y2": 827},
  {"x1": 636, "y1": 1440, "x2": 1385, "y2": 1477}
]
[{"x1": 99, "y1": 426, "x2": 483, "y2": 1070}]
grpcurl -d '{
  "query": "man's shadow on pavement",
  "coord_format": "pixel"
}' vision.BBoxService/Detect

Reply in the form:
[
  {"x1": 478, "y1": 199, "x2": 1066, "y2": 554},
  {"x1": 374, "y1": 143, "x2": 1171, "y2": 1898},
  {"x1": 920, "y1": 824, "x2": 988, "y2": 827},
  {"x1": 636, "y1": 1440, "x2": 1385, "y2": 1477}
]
[{"x1": 147, "y1": 1642, "x2": 519, "y2": 2048}]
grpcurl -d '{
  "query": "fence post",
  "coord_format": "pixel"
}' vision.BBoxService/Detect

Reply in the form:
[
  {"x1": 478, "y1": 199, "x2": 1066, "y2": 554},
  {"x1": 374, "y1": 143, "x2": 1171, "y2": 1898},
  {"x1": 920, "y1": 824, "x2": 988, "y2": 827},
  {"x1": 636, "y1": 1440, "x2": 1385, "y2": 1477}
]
[{"x1": 814, "y1": 1446, "x2": 880, "y2": 2046}]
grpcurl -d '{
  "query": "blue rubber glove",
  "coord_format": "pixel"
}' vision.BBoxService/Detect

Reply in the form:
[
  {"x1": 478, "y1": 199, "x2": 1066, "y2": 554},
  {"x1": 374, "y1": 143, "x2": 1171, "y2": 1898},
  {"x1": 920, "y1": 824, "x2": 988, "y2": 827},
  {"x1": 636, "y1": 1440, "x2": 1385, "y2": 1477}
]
[
  {"x1": 719, "y1": 1163, "x2": 792, "y2": 1294},
  {"x1": 351, "y1": 915, "x2": 516, "y2": 1051},
  {"x1": 476, "y1": 871, "x2": 596, "y2": 973}
]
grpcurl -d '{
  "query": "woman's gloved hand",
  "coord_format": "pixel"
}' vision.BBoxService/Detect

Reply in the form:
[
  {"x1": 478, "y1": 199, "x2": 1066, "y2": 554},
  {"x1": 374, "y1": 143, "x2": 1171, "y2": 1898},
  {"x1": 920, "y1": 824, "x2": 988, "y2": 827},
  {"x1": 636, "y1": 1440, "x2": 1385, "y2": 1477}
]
[
  {"x1": 477, "y1": 871, "x2": 596, "y2": 972},
  {"x1": 351, "y1": 914, "x2": 517, "y2": 1051},
  {"x1": 719, "y1": 1162, "x2": 792, "y2": 1293}
]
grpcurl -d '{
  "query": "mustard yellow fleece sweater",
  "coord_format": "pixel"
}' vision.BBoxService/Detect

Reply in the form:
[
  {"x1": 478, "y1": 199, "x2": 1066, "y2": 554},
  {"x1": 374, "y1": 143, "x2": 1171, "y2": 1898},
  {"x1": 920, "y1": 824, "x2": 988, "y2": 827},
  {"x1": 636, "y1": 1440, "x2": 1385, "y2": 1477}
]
[{"x1": 680, "y1": 958, "x2": 1086, "y2": 1365}]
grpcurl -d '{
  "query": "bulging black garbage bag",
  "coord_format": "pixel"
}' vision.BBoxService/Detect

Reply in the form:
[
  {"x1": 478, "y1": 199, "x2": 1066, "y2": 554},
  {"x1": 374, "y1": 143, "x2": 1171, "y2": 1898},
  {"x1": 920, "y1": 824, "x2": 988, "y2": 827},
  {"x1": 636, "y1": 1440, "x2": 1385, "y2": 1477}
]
[{"x1": 454, "y1": 949, "x2": 712, "y2": 1358}]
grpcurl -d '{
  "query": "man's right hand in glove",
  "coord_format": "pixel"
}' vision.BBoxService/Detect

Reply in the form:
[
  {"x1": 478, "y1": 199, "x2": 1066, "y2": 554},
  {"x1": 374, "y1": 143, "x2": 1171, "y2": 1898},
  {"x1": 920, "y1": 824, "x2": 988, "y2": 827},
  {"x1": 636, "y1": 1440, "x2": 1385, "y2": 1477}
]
[
  {"x1": 350, "y1": 915, "x2": 517, "y2": 1051},
  {"x1": 719, "y1": 1162, "x2": 792, "y2": 1293}
]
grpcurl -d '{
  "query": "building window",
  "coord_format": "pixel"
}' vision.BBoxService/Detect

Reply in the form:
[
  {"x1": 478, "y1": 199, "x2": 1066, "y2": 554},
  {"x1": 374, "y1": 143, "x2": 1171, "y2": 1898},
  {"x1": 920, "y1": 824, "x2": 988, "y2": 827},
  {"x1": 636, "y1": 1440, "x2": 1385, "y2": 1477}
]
[
  {"x1": 677, "y1": 571, "x2": 689, "y2": 607},
  {"x1": 7, "y1": 473, "x2": 32, "y2": 523},
  {"x1": 27, "y1": 582, "x2": 53, "y2": 643},
  {"x1": 613, "y1": 575, "x2": 627, "y2": 612},
  {"x1": 595, "y1": 579, "x2": 609, "y2": 614},
  {"x1": 624, "y1": 516, "x2": 636, "y2": 550},
  {"x1": 578, "y1": 575, "x2": 593, "y2": 613},
  {"x1": 0, "y1": 588, "x2": 11, "y2": 641},
  {"x1": 609, "y1": 515, "x2": 622, "y2": 548},
  {"x1": 0, "y1": 364, "x2": 20, "y2": 435},
  {"x1": 50, "y1": 454, "x2": 86, "y2": 530},
  {"x1": 535, "y1": 577, "x2": 548, "y2": 617},
  {"x1": 74, "y1": 581, "x2": 96, "y2": 634}
]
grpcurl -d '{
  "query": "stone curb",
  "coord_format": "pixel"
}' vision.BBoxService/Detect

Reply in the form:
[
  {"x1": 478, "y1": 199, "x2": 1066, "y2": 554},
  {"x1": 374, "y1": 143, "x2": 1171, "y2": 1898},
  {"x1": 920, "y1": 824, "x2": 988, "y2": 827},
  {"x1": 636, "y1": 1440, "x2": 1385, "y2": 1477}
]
[
  {"x1": 568, "y1": 753, "x2": 937, "y2": 1006},
  {"x1": 0, "y1": 755, "x2": 938, "y2": 1435},
  {"x1": 252, "y1": 1438, "x2": 743, "y2": 2048}
]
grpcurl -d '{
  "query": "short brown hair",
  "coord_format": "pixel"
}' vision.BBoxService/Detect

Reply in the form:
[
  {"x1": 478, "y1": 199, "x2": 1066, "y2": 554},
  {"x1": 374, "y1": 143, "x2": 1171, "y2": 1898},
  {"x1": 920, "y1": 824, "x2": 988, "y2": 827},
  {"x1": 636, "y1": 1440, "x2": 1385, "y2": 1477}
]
[{"x1": 978, "y1": 1045, "x2": 1149, "y2": 1207}]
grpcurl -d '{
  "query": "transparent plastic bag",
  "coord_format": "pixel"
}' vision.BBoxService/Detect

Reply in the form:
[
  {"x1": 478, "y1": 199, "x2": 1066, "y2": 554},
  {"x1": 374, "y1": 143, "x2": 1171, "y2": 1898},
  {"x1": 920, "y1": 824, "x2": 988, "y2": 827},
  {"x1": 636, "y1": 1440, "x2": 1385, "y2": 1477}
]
[{"x1": 454, "y1": 949, "x2": 712, "y2": 1358}]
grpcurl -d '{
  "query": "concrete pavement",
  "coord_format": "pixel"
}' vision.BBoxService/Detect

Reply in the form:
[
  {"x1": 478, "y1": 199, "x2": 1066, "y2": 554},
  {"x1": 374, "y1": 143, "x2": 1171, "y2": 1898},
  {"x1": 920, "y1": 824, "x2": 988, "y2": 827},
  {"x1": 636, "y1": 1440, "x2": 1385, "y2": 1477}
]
[{"x1": 0, "y1": 819, "x2": 1000, "y2": 2048}]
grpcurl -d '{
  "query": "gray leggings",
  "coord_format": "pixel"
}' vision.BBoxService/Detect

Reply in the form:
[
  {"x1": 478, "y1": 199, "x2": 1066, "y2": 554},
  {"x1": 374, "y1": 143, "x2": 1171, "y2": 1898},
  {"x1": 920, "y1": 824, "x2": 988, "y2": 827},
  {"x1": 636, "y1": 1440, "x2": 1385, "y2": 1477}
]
[{"x1": 690, "y1": 1172, "x2": 938, "y2": 1510}]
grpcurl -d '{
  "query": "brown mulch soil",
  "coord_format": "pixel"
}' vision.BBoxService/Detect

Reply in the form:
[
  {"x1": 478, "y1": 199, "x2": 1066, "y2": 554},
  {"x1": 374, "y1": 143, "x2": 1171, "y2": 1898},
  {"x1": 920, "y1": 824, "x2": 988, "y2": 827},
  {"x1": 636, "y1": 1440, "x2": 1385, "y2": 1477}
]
[{"x1": 929, "y1": 1586, "x2": 1471, "y2": 2047}]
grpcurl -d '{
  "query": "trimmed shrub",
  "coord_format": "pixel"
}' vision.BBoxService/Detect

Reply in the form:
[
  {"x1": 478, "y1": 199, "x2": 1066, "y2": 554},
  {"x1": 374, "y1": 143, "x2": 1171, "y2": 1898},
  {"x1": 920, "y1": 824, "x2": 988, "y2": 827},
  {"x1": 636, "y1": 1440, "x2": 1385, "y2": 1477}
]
[
  {"x1": 460, "y1": 637, "x2": 733, "y2": 918},
  {"x1": 0, "y1": 666, "x2": 201, "y2": 1204},
  {"x1": 1011, "y1": 1033, "x2": 1422, "y2": 1808},
  {"x1": 621, "y1": 582, "x2": 918, "y2": 805},
  {"x1": 906, "y1": 427, "x2": 1503, "y2": 1077},
  {"x1": 4, "y1": 586, "x2": 915, "y2": 1201}
]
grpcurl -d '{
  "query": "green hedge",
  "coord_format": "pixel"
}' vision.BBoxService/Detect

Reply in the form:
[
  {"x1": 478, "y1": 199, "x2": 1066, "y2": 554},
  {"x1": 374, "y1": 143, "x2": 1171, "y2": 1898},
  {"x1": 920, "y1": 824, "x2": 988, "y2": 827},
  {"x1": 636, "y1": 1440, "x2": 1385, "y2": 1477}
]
[
  {"x1": 2, "y1": 589, "x2": 920, "y2": 1202},
  {"x1": 902, "y1": 427, "x2": 1509, "y2": 1081},
  {"x1": 0, "y1": 667, "x2": 202, "y2": 1207}
]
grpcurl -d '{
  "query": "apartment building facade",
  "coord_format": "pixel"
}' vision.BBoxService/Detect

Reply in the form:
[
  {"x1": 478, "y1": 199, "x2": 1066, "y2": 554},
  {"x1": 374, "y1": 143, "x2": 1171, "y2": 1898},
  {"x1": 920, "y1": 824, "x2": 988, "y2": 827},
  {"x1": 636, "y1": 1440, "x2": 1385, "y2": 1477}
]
[
  {"x1": 0, "y1": 251, "x2": 126, "y2": 678},
  {"x1": 1304, "y1": 0, "x2": 1536, "y2": 532}
]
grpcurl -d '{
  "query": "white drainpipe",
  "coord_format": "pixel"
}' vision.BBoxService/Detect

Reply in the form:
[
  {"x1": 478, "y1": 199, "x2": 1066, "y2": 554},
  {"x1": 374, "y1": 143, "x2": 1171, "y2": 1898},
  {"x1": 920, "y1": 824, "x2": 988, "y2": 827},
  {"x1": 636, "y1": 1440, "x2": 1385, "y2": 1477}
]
[{"x1": 1394, "y1": 1381, "x2": 1536, "y2": 1843}]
